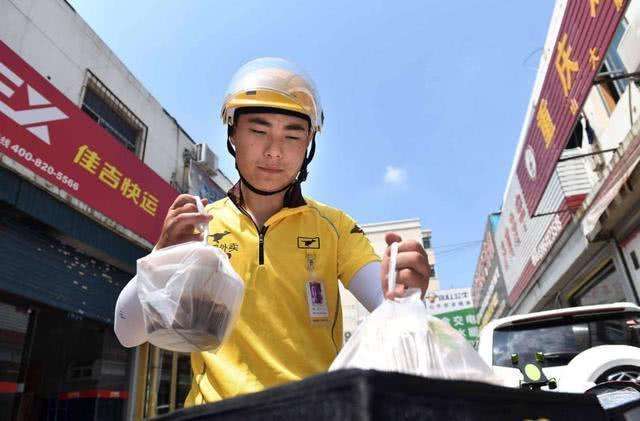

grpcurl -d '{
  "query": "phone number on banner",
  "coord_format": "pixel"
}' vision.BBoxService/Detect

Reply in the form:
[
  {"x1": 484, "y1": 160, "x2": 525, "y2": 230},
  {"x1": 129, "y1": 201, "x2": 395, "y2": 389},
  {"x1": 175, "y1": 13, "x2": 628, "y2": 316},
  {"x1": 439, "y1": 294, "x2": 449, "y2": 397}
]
[{"x1": 0, "y1": 135, "x2": 80, "y2": 191}]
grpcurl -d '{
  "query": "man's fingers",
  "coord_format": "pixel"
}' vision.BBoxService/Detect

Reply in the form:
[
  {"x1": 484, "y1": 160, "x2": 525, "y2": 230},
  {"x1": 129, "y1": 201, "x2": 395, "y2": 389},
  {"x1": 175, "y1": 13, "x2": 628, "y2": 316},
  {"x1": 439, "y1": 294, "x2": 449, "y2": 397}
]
[
  {"x1": 172, "y1": 199, "x2": 212, "y2": 219},
  {"x1": 393, "y1": 252, "x2": 429, "y2": 278},
  {"x1": 381, "y1": 234, "x2": 430, "y2": 298},
  {"x1": 385, "y1": 284, "x2": 407, "y2": 300},
  {"x1": 396, "y1": 268, "x2": 427, "y2": 289},
  {"x1": 172, "y1": 202, "x2": 198, "y2": 215},
  {"x1": 173, "y1": 212, "x2": 212, "y2": 228},
  {"x1": 400, "y1": 240, "x2": 427, "y2": 257},
  {"x1": 170, "y1": 194, "x2": 199, "y2": 210},
  {"x1": 385, "y1": 239, "x2": 427, "y2": 257},
  {"x1": 382, "y1": 268, "x2": 427, "y2": 291},
  {"x1": 385, "y1": 232, "x2": 402, "y2": 246},
  {"x1": 184, "y1": 232, "x2": 204, "y2": 243}
]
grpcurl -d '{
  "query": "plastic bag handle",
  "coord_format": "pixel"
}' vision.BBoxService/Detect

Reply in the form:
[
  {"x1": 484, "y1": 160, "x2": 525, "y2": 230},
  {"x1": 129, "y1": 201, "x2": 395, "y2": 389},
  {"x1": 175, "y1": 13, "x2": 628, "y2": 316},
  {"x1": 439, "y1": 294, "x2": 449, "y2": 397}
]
[
  {"x1": 194, "y1": 195, "x2": 209, "y2": 245},
  {"x1": 387, "y1": 241, "x2": 399, "y2": 294}
]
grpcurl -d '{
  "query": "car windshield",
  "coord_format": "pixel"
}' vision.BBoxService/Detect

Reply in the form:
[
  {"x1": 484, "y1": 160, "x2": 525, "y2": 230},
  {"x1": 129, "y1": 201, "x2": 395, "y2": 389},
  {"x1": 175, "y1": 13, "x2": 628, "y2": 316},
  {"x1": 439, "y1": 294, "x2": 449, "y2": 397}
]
[{"x1": 493, "y1": 312, "x2": 640, "y2": 367}]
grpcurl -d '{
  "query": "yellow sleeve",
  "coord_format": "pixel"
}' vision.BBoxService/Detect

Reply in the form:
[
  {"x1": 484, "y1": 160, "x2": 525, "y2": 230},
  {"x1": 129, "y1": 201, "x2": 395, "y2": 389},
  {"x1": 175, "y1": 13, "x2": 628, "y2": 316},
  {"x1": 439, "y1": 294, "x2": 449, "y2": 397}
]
[{"x1": 337, "y1": 211, "x2": 381, "y2": 288}]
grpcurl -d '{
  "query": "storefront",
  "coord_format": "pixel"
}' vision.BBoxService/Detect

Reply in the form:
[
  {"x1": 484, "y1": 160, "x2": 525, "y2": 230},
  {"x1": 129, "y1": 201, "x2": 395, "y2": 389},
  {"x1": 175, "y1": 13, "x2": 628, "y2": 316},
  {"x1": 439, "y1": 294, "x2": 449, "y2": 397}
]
[
  {"x1": 0, "y1": 15, "x2": 179, "y2": 419},
  {"x1": 0, "y1": 1, "x2": 236, "y2": 418},
  {"x1": 0, "y1": 170, "x2": 145, "y2": 420}
]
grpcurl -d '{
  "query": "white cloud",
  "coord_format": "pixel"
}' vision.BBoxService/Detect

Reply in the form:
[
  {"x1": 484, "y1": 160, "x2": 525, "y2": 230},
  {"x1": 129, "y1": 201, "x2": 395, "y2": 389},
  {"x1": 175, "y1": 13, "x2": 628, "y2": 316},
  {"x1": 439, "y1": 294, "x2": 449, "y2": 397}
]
[{"x1": 384, "y1": 165, "x2": 407, "y2": 186}]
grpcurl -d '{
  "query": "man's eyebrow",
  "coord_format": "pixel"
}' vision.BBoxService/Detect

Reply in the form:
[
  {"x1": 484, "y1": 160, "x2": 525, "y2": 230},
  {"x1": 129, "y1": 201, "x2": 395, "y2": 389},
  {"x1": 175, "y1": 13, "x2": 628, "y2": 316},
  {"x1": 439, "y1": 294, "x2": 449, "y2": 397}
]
[
  {"x1": 284, "y1": 123, "x2": 308, "y2": 132},
  {"x1": 247, "y1": 117, "x2": 272, "y2": 126}
]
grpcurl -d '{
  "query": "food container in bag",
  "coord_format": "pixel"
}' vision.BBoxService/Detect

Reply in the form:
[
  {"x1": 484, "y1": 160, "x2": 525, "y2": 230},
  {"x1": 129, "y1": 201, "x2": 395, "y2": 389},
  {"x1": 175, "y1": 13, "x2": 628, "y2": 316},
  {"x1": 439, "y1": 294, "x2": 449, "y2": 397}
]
[{"x1": 136, "y1": 196, "x2": 244, "y2": 353}]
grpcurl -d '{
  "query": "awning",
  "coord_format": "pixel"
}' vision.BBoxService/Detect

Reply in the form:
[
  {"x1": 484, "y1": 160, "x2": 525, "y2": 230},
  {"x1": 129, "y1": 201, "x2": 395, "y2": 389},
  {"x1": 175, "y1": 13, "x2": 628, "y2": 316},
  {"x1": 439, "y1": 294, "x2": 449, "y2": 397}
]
[{"x1": 582, "y1": 119, "x2": 640, "y2": 241}]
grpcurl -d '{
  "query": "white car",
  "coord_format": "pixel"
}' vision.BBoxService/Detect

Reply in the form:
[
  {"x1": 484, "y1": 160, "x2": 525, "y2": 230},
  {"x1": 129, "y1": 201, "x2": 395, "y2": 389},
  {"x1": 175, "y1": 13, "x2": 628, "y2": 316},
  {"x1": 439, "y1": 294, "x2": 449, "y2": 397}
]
[{"x1": 477, "y1": 302, "x2": 640, "y2": 393}]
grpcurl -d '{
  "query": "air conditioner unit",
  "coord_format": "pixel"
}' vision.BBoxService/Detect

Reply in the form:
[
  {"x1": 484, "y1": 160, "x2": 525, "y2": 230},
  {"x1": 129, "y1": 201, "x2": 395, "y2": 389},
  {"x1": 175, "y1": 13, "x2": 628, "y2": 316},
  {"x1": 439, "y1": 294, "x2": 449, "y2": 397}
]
[{"x1": 195, "y1": 143, "x2": 219, "y2": 175}]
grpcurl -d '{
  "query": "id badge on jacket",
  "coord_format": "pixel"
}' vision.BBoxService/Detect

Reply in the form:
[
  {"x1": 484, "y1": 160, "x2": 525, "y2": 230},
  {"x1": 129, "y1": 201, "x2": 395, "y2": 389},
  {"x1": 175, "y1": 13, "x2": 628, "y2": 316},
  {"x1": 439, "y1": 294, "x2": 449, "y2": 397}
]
[{"x1": 305, "y1": 253, "x2": 329, "y2": 323}]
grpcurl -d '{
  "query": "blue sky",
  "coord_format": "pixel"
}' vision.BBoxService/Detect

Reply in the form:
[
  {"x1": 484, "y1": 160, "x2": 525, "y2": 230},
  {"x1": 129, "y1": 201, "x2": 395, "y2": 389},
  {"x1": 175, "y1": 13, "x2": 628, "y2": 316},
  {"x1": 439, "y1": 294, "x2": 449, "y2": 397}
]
[{"x1": 68, "y1": 0, "x2": 554, "y2": 289}]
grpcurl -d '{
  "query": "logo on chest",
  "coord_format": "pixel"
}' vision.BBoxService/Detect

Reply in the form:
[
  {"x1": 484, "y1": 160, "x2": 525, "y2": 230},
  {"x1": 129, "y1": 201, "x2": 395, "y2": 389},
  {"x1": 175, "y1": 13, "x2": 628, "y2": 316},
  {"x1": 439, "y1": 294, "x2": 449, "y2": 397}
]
[
  {"x1": 209, "y1": 231, "x2": 231, "y2": 244},
  {"x1": 297, "y1": 236, "x2": 320, "y2": 249},
  {"x1": 208, "y1": 231, "x2": 239, "y2": 259}
]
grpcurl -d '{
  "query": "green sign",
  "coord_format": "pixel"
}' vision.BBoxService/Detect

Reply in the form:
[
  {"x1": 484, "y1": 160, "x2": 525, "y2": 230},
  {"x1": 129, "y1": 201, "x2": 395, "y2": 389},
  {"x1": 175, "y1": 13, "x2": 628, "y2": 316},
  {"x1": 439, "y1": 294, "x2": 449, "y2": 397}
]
[{"x1": 433, "y1": 307, "x2": 479, "y2": 342}]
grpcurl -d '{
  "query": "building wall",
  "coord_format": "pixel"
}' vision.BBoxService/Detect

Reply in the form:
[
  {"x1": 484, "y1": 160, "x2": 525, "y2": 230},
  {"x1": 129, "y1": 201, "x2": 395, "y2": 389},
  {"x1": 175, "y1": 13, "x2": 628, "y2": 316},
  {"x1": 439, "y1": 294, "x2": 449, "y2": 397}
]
[
  {"x1": 361, "y1": 218, "x2": 439, "y2": 291},
  {"x1": 496, "y1": 0, "x2": 640, "y2": 314},
  {"x1": 1, "y1": 0, "x2": 232, "y2": 249},
  {"x1": 0, "y1": 2, "x2": 234, "y2": 418},
  {"x1": 472, "y1": 214, "x2": 510, "y2": 327},
  {"x1": 3, "y1": 0, "x2": 188, "y2": 180},
  {"x1": 362, "y1": 218, "x2": 424, "y2": 256}
]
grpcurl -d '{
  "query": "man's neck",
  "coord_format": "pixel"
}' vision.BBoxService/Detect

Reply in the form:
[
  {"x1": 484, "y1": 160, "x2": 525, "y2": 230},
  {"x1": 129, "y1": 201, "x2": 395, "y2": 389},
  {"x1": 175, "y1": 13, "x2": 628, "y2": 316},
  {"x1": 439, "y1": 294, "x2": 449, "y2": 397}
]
[{"x1": 241, "y1": 183, "x2": 286, "y2": 229}]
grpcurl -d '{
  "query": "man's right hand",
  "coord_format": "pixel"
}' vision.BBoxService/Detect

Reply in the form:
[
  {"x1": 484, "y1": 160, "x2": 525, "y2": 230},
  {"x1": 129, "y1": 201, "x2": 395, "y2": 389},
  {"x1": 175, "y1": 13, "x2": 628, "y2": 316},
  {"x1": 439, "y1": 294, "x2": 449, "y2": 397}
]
[{"x1": 155, "y1": 194, "x2": 212, "y2": 250}]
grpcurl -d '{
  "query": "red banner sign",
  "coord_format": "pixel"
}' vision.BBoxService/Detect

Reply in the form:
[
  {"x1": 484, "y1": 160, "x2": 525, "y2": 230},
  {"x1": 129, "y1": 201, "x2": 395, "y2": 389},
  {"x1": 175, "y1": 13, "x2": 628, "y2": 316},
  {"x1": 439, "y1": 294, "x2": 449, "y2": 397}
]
[
  {"x1": 516, "y1": 0, "x2": 628, "y2": 214},
  {"x1": 0, "y1": 41, "x2": 178, "y2": 245}
]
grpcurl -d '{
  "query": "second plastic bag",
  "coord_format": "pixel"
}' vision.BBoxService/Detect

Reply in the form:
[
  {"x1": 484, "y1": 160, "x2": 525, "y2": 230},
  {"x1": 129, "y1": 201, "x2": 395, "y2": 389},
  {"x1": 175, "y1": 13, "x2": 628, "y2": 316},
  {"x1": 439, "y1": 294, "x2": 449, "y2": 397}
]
[
  {"x1": 330, "y1": 243, "x2": 502, "y2": 385},
  {"x1": 136, "y1": 197, "x2": 244, "y2": 353}
]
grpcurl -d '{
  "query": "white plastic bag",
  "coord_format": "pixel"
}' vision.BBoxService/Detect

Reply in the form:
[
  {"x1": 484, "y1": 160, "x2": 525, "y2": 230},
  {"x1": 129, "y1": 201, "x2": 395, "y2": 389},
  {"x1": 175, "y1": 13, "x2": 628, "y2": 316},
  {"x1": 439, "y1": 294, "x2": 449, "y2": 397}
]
[
  {"x1": 330, "y1": 242, "x2": 501, "y2": 385},
  {"x1": 136, "y1": 197, "x2": 244, "y2": 353}
]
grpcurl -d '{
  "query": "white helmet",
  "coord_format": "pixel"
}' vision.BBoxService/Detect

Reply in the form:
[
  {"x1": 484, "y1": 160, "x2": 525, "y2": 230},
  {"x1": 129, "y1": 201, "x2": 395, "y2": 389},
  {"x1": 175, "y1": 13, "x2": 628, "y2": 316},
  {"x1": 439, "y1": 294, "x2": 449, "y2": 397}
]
[{"x1": 221, "y1": 57, "x2": 324, "y2": 133}]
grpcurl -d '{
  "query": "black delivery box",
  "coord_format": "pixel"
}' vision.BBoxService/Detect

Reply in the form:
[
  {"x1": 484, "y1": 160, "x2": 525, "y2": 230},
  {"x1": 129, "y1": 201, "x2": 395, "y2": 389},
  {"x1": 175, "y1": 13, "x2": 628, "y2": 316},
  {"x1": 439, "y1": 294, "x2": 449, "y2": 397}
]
[{"x1": 153, "y1": 369, "x2": 607, "y2": 421}]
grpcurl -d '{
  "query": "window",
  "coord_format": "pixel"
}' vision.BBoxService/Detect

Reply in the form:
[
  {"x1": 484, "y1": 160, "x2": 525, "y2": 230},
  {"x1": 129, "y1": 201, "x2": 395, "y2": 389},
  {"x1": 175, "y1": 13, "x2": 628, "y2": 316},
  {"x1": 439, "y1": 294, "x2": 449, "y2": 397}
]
[
  {"x1": 422, "y1": 236, "x2": 431, "y2": 249},
  {"x1": 0, "y1": 293, "x2": 133, "y2": 421},
  {"x1": 564, "y1": 119, "x2": 583, "y2": 149},
  {"x1": 143, "y1": 346, "x2": 192, "y2": 418},
  {"x1": 430, "y1": 264, "x2": 436, "y2": 277},
  {"x1": 0, "y1": 301, "x2": 29, "y2": 420},
  {"x1": 604, "y1": 21, "x2": 629, "y2": 97},
  {"x1": 570, "y1": 261, "x2": 627, "y2": 306},
  {"x1": 81, "y1": 71, "x2": 147, "y2": 157},
  {"x1": 492, "y1": 312, "x2": 640, "y2": 367},
  {"x1": 597, "y1": 21, "x2": 629, "y2": 114}
]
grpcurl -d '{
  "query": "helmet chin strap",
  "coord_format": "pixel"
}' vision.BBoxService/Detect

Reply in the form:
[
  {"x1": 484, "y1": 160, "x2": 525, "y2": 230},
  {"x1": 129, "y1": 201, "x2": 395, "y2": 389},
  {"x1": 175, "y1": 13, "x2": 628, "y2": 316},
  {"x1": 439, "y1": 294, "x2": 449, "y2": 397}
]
[
  {"x1": 226, "y1": 135, "x2": 316, "y2": 197},
  {"x1": 237, "y1": 168, "x2": 292, "y2": 196}
]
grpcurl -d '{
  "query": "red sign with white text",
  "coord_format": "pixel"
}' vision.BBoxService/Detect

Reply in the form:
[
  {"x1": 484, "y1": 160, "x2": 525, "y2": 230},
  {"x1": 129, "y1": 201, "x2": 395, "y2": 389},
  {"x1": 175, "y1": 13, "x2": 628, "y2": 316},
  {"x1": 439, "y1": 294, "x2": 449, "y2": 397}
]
[
  {"x1": 0, "y1": 41, "x2": 178, "y2": 244},
  {"x1": 516, "y1": 0, "x2": 628, "y2": 214}
]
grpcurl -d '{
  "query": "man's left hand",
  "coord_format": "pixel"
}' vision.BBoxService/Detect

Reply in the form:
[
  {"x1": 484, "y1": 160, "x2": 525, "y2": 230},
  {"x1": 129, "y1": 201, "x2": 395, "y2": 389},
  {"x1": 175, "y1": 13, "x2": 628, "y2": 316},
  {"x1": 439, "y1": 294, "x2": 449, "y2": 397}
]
[{"x1": 380, "y1": 232, "x2": 430, "y2": 299}]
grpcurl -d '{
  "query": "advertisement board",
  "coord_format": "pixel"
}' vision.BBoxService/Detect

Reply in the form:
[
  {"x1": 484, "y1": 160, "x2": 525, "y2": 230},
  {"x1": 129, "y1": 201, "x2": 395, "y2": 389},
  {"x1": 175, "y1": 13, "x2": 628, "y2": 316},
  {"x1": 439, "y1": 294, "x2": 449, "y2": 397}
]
[
  {"x1": 515, "y1": 0, "x2": 629, "y2": 214},
  {"x1": 426, "y1": 288, "x2": 479, "y2": 342},
  {"x1": 496, "y1": 175, "x2": 572, "y2": 305},
  {"x1": 472, "y1": 214, "x2": 510, "y2": 326},
  {"x1": 0, "y1": 41, "x2": 178, "y2": 244}
]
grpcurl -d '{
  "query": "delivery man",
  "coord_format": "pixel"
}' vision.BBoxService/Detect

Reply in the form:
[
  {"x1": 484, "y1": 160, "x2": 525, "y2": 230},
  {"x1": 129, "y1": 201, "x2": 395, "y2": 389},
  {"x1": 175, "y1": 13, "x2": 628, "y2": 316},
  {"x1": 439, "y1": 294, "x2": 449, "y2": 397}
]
[{"x1": 114, "y1": 57, "x2": 430, "y2": 405}]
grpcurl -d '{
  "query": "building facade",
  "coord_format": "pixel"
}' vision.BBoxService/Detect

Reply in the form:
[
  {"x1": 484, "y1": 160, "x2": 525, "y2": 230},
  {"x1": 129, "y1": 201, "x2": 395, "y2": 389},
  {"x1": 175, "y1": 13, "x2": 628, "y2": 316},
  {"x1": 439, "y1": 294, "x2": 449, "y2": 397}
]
[
  {"x1": 472, "y1": 213, "x2": 510, "y2": 328},
  {"x1": 0, "y1": 0, "x2": 231, "y2": 419},
  {"x1": 360, "y1": 218, "x2": 439, "y2": 290},
  {"x1": 472, "y1": 0, "x2": 640, "y2": 324}
]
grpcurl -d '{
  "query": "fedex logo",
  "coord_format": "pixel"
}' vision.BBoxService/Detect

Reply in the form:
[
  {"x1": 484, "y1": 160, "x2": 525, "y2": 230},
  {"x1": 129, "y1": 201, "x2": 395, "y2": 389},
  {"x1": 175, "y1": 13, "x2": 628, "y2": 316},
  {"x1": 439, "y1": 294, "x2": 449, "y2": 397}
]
[{"x1": 0, "y1": 61, "x2": 68, "y2": 145}]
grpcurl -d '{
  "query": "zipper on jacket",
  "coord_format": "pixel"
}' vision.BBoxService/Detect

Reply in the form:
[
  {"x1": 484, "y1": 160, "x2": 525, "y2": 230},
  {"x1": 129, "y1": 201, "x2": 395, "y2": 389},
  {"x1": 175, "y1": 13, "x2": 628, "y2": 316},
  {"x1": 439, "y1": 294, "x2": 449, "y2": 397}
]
[
  {"x1": 237, "y1": 205, "x2": 269, "y2": 266},
  {"x1": 258, "y1": 225, "x2": 268, "y2": 265}
]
